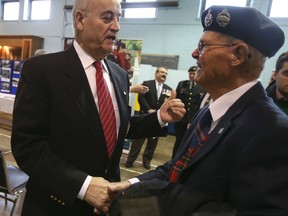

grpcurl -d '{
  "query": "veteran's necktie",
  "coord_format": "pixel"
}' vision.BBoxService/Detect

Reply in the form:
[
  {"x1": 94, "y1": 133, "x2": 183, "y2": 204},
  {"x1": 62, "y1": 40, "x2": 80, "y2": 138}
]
[
  {"x1": 94, "y1": 61, "x2": 116, "y2": 158},
  {"x1": 169, "y1": 108, "x2": 212, "y2": 182}
]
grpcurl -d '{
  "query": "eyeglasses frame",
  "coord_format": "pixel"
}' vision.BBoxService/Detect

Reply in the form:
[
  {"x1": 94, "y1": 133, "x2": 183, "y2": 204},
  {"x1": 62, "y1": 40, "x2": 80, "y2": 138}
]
[{"x1": 198, "y1": 42, "x2": 236, "y2": 54}]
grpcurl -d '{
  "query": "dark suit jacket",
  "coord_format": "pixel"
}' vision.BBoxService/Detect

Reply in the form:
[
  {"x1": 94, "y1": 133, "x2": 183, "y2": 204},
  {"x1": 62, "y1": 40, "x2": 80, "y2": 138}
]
[
  {"x1": 11, "y1": 45, "x2": 165, "y2": 215},
  {"x1": 138, "y1": 82, "x2": 288, "y2": 215},
  {"x1": 175, "y1": 80, "x2": 206, "y2": 123},
  {"x1": 138, "y1": 80, "x2": 172, "y2": 113}
]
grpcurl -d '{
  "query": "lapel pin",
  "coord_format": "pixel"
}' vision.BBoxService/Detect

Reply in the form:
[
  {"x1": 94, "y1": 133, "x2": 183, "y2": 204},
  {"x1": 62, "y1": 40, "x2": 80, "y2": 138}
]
[
  {"x1": 218, "y1": 128, "x2": 224, "y2": 134},
  {"x1": 124, "y1": 91, "x2": 127, "y2": 95}
]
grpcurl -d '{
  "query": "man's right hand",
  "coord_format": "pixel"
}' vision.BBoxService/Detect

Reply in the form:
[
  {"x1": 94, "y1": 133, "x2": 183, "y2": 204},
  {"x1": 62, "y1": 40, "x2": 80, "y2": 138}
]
[
  {"x1": 159, "y1": 90, "x2": 185, "y2": 123},
  {"x1": 108, "y1": 180, "x2": 132, "y2": 199},
  {"x1": 84, "y1": 177, "x2": 111, "y2": 214}
]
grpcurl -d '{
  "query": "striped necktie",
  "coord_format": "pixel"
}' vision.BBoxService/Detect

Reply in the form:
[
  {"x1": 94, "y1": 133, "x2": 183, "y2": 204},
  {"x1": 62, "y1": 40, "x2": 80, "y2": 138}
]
[
  {"x1": 169, "y1": 108, "x2": 212, "y2": 182},
  {"x1": 157, "y1": 83, "x2": 161, "y2": 100},
  {"x1": 94, "y1": 61, "x2": 116, "y2": 158}
]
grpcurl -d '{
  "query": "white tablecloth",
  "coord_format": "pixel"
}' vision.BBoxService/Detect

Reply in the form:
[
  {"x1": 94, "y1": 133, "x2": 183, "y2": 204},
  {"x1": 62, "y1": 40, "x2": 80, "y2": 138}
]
[{"x1": 0, "y1": 93, "x2": 15, "y2": 114}]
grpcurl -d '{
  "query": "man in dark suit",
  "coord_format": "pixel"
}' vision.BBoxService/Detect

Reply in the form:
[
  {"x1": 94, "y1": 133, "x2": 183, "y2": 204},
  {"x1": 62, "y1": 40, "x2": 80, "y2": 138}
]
[
  {"x1": 111, "y1": 6, "x2": 288, "y2": 215},
  {"x1": 172, "y1": 65, "x2": 206, "y2": 158},
  {"x1": 125, "y1": 67, "x2": 172, "y2": 169},
  {"x1": 10, "y1": 0, "x2": 185, "y2": 215}
]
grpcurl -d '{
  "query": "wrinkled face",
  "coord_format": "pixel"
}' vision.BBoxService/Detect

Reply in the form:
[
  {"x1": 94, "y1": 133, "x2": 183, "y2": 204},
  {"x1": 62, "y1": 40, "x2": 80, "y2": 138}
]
[
  {"x1": 155, "y1": 67, "x2": 168, "y2": 83},
  {"x1": 75, "y1": 0, "x2": 121, "y2": 60},
  {"x1": 191, "y1": 31, "x2": 236, "y2": 91},
  {"x1": 275, "y1": 61, "x2": 288, "y2": 98}
]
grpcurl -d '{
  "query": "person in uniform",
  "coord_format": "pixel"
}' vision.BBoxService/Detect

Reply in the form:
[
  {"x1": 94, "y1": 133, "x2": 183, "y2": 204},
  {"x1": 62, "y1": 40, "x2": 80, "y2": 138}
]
[{"x1": 172, "y1": 66, "x2": 206, "y2": 158}]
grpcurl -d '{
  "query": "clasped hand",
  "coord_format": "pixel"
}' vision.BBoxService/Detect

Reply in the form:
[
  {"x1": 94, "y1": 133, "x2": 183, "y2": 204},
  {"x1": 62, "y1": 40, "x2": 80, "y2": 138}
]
[{"x1": 84, "y1": 177, "x2": 131, "y2": 214}]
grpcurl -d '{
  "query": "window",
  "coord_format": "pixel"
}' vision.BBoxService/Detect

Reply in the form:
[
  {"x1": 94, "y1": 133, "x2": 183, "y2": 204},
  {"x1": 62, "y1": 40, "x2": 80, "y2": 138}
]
[
  {"x1": 121, "y1": 0, "x2": 157, "y2": 19},
  {"x1": 23, "y1": 0, "x2": 51, "y2": 20},
  {"x1": 124, "y1": 8, "x2": 156, "y2": 18},
  {"x1": 199, "y1": 0, "x2": 250, "y2": 18},
  {"x1": 269, "y1": 0, "x2": 288, "y2": 18},
  {"x1": 204, "y1": 0, "x2": 247, "y2": 9},
  {"x1": 1, "y1": 1, "x2": 20, "y2": 21}
]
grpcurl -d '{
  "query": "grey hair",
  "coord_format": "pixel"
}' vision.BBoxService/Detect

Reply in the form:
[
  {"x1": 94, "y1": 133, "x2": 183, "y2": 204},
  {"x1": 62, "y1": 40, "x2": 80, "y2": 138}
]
[{"x1": 72, "y1": 0, "x2": 91, "y2": 29}]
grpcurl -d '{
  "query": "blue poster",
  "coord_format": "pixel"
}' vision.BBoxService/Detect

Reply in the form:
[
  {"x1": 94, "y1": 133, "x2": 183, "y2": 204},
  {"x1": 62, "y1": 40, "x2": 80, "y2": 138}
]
[{"x1": 0, "y1": 59, "x2": 22, "y2": 95}]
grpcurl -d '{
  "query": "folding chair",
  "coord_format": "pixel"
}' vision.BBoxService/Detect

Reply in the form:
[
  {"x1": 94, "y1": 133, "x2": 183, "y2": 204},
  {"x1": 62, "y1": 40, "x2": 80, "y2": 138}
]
[{"x1": 0, "y1": 150, "x2": 29, "y2": 216}]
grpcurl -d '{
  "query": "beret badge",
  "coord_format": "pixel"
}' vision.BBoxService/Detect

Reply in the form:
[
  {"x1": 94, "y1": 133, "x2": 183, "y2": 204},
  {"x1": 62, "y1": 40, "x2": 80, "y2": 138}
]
[
  {"x1": 204, "y1": 9, "x2": 213, "y2": 27},
  {"x1": 217, "y1": 8, "x2": 230, "y2": 27},
  {"x1": 201, "y1": 5, "x2": 284, "y2": 57}
]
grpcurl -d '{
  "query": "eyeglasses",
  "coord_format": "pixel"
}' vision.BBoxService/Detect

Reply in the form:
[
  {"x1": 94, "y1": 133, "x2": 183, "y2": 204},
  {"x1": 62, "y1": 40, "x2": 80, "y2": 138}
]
[{"x1": 198, "y1": 42, "x2": 235, "y2": 54}]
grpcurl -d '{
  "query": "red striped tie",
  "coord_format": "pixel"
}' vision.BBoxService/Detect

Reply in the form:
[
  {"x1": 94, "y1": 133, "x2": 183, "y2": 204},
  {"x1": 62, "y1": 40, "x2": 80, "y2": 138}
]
[{"x1": 94, "y1": 61, "x2": 116, "y2": 158}]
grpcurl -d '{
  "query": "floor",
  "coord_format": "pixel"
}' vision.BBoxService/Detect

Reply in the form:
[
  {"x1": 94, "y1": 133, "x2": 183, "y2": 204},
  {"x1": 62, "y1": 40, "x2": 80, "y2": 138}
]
[{"x1": 0, "y1": 111, "x2": 175, "y2": 216}]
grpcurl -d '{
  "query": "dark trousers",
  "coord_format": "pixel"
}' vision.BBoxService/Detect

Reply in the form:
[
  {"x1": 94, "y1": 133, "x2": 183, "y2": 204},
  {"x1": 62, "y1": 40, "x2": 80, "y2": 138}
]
[
  {"x1": 172, "y1": 121, "x2": 188, "y2": 159},
  {"x1": 126, "y1": 137, "x2": 159, "y2": 164}
]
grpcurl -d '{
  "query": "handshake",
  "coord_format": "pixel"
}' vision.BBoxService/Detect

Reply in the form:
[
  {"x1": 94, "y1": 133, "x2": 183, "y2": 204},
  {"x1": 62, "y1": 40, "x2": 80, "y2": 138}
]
[
  {"x1": 83, "y1": 177, "x2": 236, "y2": 216},
  {"x1": 84, "y1": 177, "x2": 131, "y2": 215}
]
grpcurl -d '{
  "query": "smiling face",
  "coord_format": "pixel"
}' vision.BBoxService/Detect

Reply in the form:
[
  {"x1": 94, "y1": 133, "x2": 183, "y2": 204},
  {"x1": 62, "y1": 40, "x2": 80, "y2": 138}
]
[
  {"x1": 73, "y1": 0, "x2": 121, "y2": 60},
  {"x1": 191, "y1": 31, "x2": 237, "y2": 95},
  {"x1": 155, "y1": 67, "x2": 168, "y2": 83}
]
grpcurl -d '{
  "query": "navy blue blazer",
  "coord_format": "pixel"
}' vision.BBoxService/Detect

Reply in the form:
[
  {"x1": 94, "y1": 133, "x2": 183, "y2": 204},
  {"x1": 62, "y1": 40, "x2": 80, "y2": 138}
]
[
  {"x1": 11, "y1": 45, "x2": 165, "y2": 215},
  {"x1": 138, "y1": 82, "x2": 288, "y2": 215}
]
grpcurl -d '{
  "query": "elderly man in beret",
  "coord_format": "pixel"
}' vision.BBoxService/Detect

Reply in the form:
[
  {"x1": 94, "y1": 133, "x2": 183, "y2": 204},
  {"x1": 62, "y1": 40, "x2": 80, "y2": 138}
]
[{"x1": 109, "y1": 5, "x2": 288, "y2": 216}]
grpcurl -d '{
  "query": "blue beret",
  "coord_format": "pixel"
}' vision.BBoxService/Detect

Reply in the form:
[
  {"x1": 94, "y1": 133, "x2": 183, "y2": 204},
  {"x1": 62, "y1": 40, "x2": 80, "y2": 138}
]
[{"x1": 201, "y1": 6, "x2": 285, "y2": 58}]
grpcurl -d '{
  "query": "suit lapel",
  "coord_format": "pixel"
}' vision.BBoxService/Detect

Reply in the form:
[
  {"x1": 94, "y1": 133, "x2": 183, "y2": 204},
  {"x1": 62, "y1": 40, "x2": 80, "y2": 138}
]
[
  {"x1": 62, "y1": 46, "x2": 107, "y2": 154},
  {"x1": 182, "y1": 82, "x2": 266, "y2": 167},
  {"x1": 104, "y1": 60, "x2": 130, "y2": 156}
]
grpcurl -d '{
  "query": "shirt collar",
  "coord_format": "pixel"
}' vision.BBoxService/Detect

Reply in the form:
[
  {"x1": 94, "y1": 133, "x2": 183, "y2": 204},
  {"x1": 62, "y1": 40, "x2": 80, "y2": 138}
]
[
  {"x1": 74, "y1": 40, "x2": 96, "y2": 70},
  {"x1": 74, "y1": 40, "x2": 109, "y2": 73},
  {"x1": 209, "y1": 80, "x2": 258, "y2": 122},
  {"x1": 155, "y1": 80, "x2": 163, "y2": 86}
]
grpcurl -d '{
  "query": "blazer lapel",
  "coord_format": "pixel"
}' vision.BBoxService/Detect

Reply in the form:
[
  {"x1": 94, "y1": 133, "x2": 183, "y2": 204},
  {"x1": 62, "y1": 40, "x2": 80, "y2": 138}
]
[
  {"x1": 183, "y1": 82, "x2": 266, "y2": 167},
  {"x1": 62, "y1": 46, "x2": 107, "y2": 154},
  {"x1": 104, "y1": 60, "x2": 130, "y2": 154}
]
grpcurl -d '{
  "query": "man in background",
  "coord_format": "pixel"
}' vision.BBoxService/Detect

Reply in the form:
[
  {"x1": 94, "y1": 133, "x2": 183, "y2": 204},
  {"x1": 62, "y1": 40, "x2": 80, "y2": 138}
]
[
  {"x1": 34, "y1": 49, "x2": 46, "y2": 56},
  {"x1": 125, "y1": 67, "x2": 172, "y2": 169},
  {"x1": 172, "y1": 65, "x2": 206, "y2": 158},
  {"x1": 266, "y1": 51, "x2": 288, "y2": 115}
]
